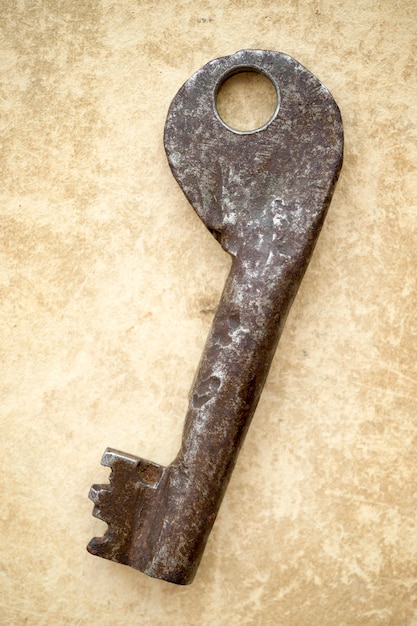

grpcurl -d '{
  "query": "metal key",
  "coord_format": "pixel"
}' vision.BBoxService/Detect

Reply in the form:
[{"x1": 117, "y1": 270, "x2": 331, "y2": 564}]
[{"x1": 87, "y1": 50, "x2": 343, "y2": 585}]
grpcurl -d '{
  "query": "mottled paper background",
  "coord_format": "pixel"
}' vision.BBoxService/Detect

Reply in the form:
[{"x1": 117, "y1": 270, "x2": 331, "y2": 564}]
[{"x1": 1, "y1": 1, "x2": 417, "y2": 624}]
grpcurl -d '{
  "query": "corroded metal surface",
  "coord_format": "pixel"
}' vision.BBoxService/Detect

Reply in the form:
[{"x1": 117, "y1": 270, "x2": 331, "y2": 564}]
[{"x1": 87, "y1": 50, "x2": 343, "y2": 585}]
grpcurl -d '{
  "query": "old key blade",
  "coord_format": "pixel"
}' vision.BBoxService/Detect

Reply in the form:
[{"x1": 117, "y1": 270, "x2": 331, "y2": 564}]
[{"x1": 87, "y1": 50, "x2": 343, "y2": 585}]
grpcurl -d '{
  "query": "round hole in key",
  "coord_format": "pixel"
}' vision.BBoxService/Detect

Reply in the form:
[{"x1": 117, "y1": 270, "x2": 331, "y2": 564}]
[{"x1": 215, "y1": 70, "x2": 279, "y2": 133}]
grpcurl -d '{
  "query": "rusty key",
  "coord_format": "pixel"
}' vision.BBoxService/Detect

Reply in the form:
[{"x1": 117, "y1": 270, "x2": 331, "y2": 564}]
[{"x1": 87, "y1": 50, "x2": 343, "y2": 585}]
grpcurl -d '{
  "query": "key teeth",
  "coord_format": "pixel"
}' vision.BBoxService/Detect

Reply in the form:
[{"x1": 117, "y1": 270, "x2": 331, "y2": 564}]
[
  {"x1": 88, "y1": 484, "x2": 111, "y2": 504},
  {"x1": 88, "y1": 483, "x2": 114, "y2": 523},
  {"x1": 87, "y1": 448, "x2": 166, "y2": 565},
  {"x1": 100, "y1": 447, "x2": 141, "y2": 469},
  {"x1": 87, "y1": 535, "x2": 111, "y2": 557}
]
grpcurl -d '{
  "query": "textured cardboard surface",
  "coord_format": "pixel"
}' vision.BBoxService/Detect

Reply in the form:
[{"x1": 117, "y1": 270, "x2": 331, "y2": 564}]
[{"x1": 1, "y1": 1, "x2": 417, "y2": 624}]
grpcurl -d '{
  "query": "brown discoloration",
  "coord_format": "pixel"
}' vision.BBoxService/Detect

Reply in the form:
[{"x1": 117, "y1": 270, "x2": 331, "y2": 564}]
[{"x1": 87, "y1": 50, "x2": 343, "y2": 584}]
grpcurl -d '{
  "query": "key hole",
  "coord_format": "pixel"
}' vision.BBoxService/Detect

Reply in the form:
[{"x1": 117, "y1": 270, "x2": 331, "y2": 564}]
[{"x1": 216, "y1": 70, "x2": 279, "y2": 133}]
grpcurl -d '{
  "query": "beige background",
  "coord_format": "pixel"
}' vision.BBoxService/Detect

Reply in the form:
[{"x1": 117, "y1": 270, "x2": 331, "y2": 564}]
[{"x1": 1, "y1": 1, "x2": 417, "y2": 624}]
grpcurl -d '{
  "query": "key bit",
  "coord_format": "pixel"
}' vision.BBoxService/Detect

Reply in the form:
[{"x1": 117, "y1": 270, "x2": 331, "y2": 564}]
[{"x1": 87, "y1": 49, "x2": 343, "y2": 585}]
